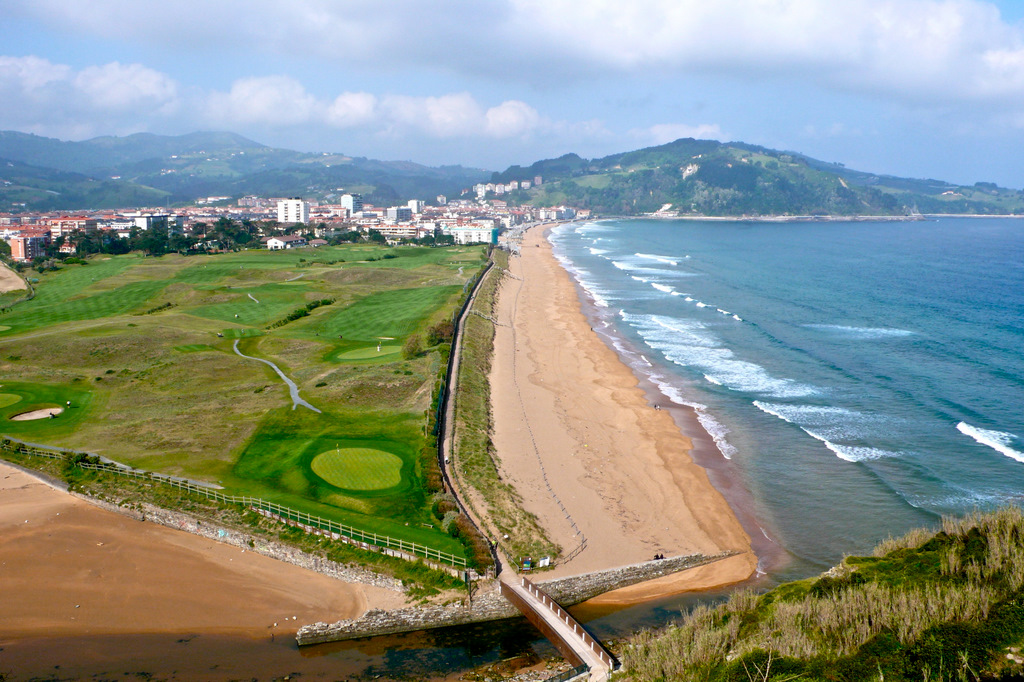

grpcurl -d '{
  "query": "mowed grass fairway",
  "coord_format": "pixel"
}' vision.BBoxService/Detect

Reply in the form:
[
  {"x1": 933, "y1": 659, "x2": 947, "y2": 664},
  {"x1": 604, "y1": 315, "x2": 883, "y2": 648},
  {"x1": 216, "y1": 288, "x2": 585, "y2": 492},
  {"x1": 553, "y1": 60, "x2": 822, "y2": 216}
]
[{"x1": 0, "y1": 243, "x2": 487, "y2": 558}]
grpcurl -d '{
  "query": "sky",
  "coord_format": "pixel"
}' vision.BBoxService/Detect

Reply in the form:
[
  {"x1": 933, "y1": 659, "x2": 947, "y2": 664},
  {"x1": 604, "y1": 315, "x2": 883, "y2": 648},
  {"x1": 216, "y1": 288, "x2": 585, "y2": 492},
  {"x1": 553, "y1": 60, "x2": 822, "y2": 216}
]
[{"x1": 3, "y1": 0, "x2": 1024, "y2": 187}]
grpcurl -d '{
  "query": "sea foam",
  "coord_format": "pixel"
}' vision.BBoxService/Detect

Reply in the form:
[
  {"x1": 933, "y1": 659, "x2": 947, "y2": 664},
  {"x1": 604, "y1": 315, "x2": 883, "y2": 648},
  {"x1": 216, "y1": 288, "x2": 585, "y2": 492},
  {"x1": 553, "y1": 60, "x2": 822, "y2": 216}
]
[
  {"x1": 635, "y1": 252, "x2": 680, "y2": 266},
  {"x1": 805, "y1": 324, "x2": 916, "y2": 340},
  {"x1": 956, "y1": 422, "x2": 1024, "y2": 463},
  {"x1": 621, "y1": 312, "x2": 818, "y2": 398},
  {"x1": 650, "y1": 376, "x2": 738, "y2": 459}
]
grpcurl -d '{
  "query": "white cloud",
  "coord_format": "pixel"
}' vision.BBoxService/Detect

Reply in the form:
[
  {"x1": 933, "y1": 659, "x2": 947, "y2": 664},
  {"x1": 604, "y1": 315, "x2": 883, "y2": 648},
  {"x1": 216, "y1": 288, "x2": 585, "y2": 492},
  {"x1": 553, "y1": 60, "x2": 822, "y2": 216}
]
[
  {"x1": 325, "y1": 92, "x2": 378, "y2": 128},
  {"x1": 0, "y1": 55, "x2": 70, "y2": 91},
  {"x1": 382, "y1": 93, "x2": 484, "y2": 137},
  {"x1": 74, "y1": 62, "x2": 179, "y2": 112},
  {"x1": 633, "y1": 123, "x2": 724, "y2": 145},
  {"x1": 509, "y1": 0, "x2": 1024, "y2": 103},
  {"x1": 11, "y1": 0, "x2": 1024, "y2": 106},
  {"x1": 206, "y1": 76, "x2": 318, "y2": 126},
  {"x1": 485, "y1": 100, "x2": 541, "y2": 137}
]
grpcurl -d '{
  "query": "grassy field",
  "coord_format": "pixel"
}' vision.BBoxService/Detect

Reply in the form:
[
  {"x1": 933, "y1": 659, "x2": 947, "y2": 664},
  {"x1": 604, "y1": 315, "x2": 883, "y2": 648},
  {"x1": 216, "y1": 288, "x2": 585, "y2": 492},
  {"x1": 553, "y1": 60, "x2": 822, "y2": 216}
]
[{"x1": 0, "y1": 243, "x2": 487, "y2": 562}]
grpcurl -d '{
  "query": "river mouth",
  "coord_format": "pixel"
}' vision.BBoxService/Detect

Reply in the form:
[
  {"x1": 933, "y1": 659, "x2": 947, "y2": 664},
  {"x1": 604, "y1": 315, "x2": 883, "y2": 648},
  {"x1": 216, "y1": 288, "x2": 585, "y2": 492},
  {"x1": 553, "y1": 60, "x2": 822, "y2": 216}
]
[{"x1": 9, "y1": 406, "x2": 63, "y2": 421}]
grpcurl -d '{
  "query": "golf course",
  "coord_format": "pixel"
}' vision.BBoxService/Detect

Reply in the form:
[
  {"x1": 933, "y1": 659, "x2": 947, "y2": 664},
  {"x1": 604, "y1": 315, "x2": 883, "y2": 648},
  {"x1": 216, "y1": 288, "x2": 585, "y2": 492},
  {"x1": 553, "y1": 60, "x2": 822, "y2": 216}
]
[{"x1": 0, "y1": 243, "x2": 488, "y2": 562}]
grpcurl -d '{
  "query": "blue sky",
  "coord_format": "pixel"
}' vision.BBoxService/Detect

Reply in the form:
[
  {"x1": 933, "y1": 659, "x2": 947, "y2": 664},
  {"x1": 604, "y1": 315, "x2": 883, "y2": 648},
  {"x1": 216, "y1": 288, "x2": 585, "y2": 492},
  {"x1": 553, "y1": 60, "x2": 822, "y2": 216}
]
[{"x1": 3, "y1": 0, "x2": 1024, "y2": 187}]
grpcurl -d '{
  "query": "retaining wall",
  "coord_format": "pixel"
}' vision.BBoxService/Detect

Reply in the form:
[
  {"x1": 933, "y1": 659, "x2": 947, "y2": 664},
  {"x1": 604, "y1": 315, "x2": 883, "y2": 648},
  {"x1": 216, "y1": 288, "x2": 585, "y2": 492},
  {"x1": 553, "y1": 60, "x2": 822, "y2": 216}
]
[
  {"x1": 297, "y1": 551, "x2": 736, "y2": 645},
  {"x1": 70, "y1": 493, "x2": 405, "y2": 593}
]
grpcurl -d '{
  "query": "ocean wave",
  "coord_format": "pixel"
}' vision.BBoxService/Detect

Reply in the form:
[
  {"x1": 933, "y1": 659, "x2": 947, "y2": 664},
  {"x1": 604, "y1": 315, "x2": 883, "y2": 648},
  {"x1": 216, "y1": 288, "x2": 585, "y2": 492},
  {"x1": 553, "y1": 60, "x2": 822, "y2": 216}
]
[
  {"x1": 649, "y1": 375, "x2": 737, "y2": 459},
  {"x1": 560, "y1": 261, "x2": 612, "y2": 308},
  {"x1": 589, "y1": 247, "x2": 609, "y2": 256},
  {"x1": 800, "y1": 428, "x2": 901, "y2": 462},
  {"x1": 956, "y1": 422, "x2": 1024, "y2": 463},
  {"x1": 621, "y1": 312, "x2": 818, "y2": 398},
  {"x1": 610, "y1": 260, "x2": 695, "y2": 278},
  {"x1": 635, "y1": 252, "x2": 680, "y2": 266},
  {"x1": 651, "y1": 283, "x2": 674, "y2": 294},
  {"x1": 753, "y1": 401, "x2": 899, "y2": 442},
  {"x1": 804, "y1": 324, "x2": 916, "y2": 340}
]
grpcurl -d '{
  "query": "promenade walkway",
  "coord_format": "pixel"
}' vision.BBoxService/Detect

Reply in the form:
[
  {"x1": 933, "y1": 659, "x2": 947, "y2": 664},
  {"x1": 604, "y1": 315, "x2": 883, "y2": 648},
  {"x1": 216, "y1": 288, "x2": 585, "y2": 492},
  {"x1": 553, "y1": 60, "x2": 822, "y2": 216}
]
[{"x1": 499, "y1": 573, "x2": 617, "y2": 681}]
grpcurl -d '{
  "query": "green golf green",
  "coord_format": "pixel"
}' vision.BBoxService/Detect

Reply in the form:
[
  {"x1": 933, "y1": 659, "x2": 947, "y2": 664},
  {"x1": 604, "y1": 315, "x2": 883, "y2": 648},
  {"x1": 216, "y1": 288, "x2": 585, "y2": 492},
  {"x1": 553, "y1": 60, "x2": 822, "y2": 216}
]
[
  {"x1": 311, "y1": 448, "x2": 403, "y2": 490},
  {"x1": 0, "y1": 393, "x2": 22, "y2": 409}
]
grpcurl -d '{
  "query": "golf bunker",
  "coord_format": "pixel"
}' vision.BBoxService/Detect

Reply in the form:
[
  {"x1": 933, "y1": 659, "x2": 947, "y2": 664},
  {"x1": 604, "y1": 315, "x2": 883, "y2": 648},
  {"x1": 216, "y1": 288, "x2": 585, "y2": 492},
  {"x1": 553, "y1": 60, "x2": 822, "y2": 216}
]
[{"x1": 10, "y1": 407, "x2": 64, "y2": 421}]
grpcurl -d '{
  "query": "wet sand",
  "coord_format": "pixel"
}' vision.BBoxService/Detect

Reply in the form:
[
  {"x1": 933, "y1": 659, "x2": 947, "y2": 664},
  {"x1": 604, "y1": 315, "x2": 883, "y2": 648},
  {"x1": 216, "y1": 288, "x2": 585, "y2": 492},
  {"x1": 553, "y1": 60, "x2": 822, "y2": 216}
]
[
  {"x1": 0, "y1": 462, "x2": 405, "y2": 644},
  {"x1": 489, "y1": 226, "x2": 756, "y2": 587}
]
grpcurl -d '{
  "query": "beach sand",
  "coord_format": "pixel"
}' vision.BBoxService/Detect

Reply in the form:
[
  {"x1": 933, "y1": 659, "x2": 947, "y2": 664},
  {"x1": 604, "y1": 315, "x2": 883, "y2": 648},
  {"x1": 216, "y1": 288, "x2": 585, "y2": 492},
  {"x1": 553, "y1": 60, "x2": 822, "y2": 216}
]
[
  {"x1": 0, "y1": 261, "x2": 26, "y2": 294},
  {"x1": 488, "y1": 225, "x2": 756, "y2": 590},
  {"x1": 0, "y1": 462, "x2": 406, "y2": 640}
]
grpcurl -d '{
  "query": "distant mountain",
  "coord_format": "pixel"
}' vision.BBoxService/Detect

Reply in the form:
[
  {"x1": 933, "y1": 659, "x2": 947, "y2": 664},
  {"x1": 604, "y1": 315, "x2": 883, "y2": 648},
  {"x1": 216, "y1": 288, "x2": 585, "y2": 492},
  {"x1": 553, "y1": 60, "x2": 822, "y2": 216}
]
[
  {"x1": 0, "y1": 157, "x2": 169, "y2": 211},
  {"x1": 0, "y1": 131, "x2": 490, "y2": 211},
  {"x1": 2, "y1": 130, "x2": 1021, "y2": 216},
  {"x1": 493, "y1": 138, "x2": 1024, "y2": 216}
]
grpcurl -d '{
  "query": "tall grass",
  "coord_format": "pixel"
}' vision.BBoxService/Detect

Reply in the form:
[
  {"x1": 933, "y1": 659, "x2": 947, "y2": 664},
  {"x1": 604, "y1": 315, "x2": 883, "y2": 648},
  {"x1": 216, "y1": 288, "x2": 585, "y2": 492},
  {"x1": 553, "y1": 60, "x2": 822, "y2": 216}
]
[{"x1": 622, "y1": 506, "x2": 1024, "y2": 681}]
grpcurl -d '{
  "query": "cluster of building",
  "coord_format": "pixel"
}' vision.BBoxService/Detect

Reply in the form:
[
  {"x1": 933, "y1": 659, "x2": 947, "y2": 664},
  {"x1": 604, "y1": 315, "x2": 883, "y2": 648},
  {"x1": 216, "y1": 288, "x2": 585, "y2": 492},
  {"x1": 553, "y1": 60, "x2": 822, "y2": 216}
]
[
  {"x1": 1, "y1": 193, "x2": 585, "y2": 261},
  {"x1": 472, "y1": 176, "x2": 542, "y2": 199}
]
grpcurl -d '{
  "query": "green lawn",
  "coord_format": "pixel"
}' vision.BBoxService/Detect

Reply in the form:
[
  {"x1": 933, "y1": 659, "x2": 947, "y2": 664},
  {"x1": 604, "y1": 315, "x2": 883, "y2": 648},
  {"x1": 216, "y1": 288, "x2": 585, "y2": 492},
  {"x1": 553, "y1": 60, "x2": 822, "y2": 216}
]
[
  {"x1": 311, "y1": 448, "x2": 404, "y2": 491},
  {"x1": 0, "y1": 243, "x2": 487, "y2": 560}
]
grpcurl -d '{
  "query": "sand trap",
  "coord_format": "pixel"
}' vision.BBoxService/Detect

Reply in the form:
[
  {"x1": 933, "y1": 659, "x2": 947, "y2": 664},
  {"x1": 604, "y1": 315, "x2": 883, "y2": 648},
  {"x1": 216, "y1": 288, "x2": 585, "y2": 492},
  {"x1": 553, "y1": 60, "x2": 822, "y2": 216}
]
[
  {"x1": 0, "y1": 262, "x2": 26, "y2": 294},
  {"x1": 10, "y1": 407, "x2": 64, "y2": 421}
]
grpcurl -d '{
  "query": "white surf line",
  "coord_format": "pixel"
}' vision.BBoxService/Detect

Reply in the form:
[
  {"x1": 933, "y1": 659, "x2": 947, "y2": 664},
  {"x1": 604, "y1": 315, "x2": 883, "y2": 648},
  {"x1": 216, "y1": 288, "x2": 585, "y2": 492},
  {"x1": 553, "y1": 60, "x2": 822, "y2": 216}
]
[
  {"x1": 233, "y1": 339, "x2": 321, "y2": 413},
  {"x1": 247, "y1": 293, "x2": 260, "y2": 303}
]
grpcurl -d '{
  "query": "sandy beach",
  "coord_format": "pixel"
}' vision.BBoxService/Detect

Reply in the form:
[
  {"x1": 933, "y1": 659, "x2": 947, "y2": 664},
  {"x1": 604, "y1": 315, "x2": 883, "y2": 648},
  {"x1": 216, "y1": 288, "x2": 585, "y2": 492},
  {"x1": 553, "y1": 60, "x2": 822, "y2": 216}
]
[
  {"x1": 0, "y1": 261, "x2": 26, "y2": 294},
  {"x1": 488, "y1": 225, "x2": 756, "y2": 590},
  {"x1": 0, "y1": 462, "x2": 406, "y2": 640}
]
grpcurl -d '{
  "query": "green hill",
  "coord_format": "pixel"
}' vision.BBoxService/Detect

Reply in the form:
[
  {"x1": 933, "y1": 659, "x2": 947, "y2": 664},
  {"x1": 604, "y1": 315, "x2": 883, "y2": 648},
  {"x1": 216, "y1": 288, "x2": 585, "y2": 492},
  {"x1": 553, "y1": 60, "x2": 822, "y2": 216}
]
[
  {"x1": 622, "y1": 506, "x2": 1024, "y2": 681},
  {"x1": 495, "y1": 138, "x2": 1024, "y2": 216},
  {"x1": 0, "y1": 157, "x2": 169, "y2": 210},
  {"x1": 0, "y1": 131, "x2": 489, "y2": 210}
]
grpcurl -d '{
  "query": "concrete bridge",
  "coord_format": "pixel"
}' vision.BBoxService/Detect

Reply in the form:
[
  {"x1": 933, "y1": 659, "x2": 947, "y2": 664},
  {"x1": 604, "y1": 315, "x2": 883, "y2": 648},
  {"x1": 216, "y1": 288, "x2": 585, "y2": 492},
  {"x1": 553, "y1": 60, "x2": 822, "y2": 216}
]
[{"x1": 499, "y1": 573, "x2": 618, "y2": 681}]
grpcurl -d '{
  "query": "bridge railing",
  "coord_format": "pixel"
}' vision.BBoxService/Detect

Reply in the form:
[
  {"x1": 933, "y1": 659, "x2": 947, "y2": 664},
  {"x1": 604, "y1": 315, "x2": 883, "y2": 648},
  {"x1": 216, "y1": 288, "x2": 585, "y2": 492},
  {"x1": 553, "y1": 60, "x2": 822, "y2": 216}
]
[{"x1": 520, "y1": 576, "x2": 619, "y2": 671}]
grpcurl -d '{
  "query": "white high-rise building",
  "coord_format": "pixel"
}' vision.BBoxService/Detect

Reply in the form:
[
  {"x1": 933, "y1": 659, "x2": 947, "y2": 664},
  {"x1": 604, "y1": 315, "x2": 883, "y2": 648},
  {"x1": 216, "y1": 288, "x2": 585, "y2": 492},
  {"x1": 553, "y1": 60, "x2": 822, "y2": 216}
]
[
  {"x1": 277, "y1": 197, "x2": 309, "y2": 224},
  {"x1": 407, "y1": 199, "x2": 425, "y2": 214},
  {"x1": 341, "y1": 194, "x2": 363, "y2": 215}
]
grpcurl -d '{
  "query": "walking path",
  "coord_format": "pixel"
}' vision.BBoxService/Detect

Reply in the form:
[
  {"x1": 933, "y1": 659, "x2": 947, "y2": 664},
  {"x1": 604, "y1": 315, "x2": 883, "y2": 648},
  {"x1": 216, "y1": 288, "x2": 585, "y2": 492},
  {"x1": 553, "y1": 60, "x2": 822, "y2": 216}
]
[
  {"x1": 500, "y1": 573, "x2": 616, "y2": 681},
  {"x1": 233, "y1": 340, "x2": 321, "y2": 413}
]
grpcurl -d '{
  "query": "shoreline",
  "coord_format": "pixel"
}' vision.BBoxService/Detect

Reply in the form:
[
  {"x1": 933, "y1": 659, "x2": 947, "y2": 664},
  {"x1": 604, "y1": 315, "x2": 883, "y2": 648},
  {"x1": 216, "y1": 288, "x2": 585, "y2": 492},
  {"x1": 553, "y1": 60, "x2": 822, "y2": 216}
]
[{"x1": 487, "y1": 222, "x2": 756, "y2": 597}]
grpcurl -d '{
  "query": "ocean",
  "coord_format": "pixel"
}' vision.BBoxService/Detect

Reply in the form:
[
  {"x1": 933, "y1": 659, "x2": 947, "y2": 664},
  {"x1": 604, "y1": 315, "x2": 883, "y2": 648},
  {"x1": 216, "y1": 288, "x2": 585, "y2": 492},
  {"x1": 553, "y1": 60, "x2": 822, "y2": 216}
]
[{"x1": 549, "y1": 216, "x2": 1024, "y2": 578}]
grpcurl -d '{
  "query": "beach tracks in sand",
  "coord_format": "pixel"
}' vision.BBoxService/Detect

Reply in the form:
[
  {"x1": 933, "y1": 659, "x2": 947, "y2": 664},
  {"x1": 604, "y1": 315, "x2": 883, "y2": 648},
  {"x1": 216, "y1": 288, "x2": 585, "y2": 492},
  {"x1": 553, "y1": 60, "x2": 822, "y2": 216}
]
[{"x1": 507, "y1": 271, "x2": 588, "y2": 562}]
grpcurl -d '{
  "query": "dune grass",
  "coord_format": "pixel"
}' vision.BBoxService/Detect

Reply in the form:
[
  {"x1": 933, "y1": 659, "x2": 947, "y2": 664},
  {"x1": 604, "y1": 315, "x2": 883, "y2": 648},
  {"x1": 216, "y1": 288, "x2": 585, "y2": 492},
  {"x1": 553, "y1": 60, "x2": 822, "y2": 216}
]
[{"x1": 623, "y1": 506, "x2": 1024, "y2": 682}]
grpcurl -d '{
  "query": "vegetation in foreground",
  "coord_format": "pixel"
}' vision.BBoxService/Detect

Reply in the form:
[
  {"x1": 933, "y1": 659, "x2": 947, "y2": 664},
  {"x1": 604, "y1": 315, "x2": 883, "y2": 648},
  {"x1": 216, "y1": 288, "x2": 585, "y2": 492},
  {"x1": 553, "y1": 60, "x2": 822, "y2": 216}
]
[{"x1": 622, "y1": 507, "x2": 1024, "y2": 681}]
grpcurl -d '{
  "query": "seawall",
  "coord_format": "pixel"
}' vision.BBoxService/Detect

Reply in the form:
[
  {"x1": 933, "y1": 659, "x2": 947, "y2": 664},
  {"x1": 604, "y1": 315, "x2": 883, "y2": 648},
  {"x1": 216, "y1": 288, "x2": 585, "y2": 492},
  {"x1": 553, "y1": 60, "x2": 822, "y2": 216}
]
[{"x1": 296, "y1": 551, "x2": 736, "y2": 645}]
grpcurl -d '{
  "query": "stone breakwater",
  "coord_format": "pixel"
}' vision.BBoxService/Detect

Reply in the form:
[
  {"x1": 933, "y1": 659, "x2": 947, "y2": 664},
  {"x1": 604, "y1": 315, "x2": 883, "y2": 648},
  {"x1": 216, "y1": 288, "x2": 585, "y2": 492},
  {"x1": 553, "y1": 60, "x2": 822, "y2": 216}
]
[
  {"x1": 70, "y1": 492, "x2": 405, "y2": 593},
  {"x1": 297, "y1": 551, "x2": 736, "y2": 645}
]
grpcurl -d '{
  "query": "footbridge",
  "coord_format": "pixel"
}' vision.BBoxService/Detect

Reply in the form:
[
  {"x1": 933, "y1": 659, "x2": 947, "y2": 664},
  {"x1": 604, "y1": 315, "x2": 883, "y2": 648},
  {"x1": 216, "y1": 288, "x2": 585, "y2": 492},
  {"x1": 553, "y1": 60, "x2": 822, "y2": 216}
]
[{"x1": 500, "y1": 573, "x2": 618, "y2": 681}]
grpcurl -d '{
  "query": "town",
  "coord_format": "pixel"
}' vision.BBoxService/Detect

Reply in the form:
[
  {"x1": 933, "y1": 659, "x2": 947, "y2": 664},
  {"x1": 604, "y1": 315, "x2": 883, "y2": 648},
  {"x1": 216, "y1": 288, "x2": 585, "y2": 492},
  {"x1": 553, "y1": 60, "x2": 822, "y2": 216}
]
[{"x1": 1, "y1": 187, "x2": 585, "y2": 265}]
